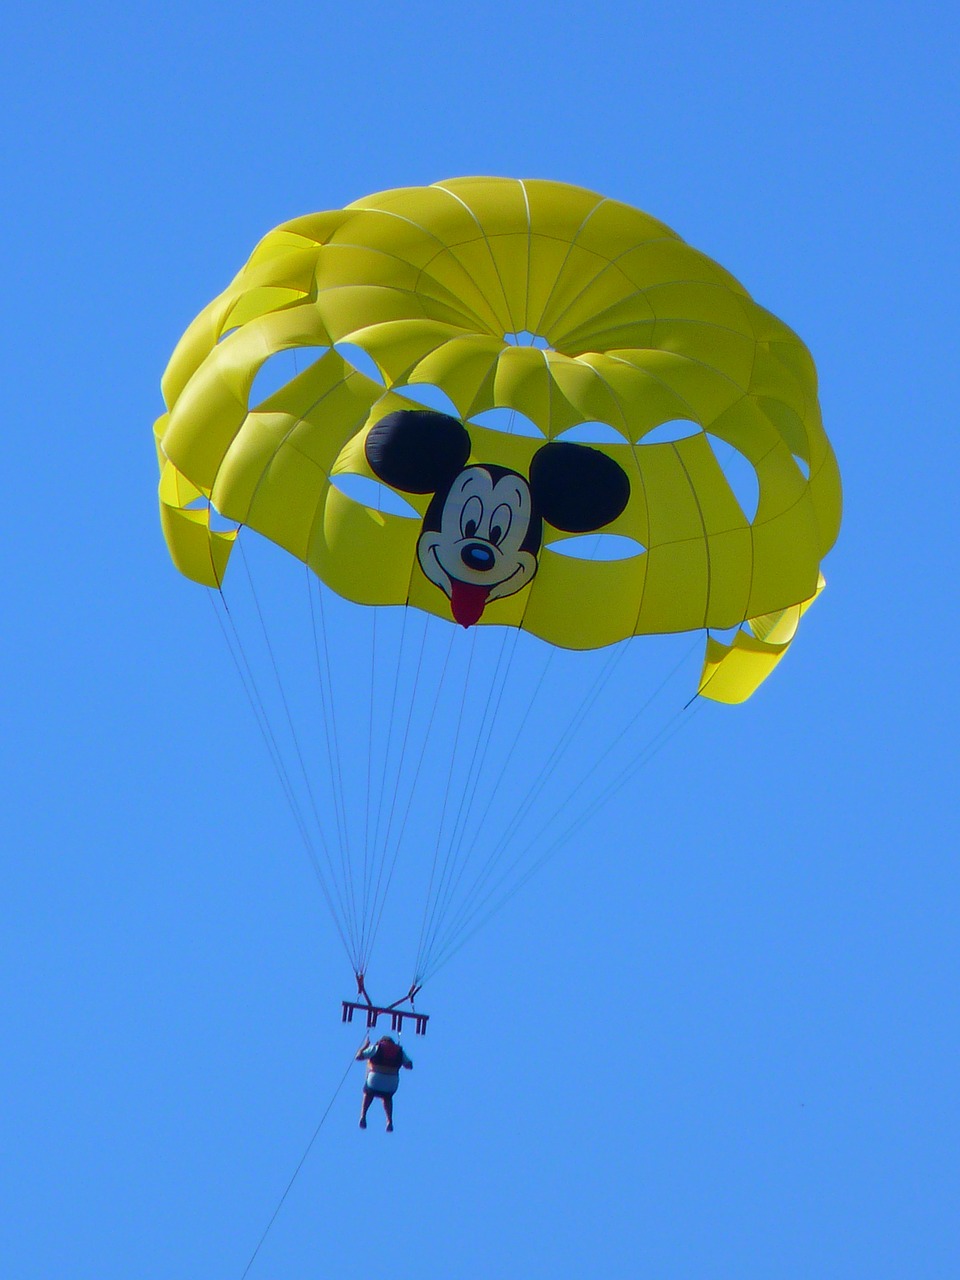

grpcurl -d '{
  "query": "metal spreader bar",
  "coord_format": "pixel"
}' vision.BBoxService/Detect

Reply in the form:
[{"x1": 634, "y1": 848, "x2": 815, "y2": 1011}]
[{"x1": 341, "y1": 974, "x2": 430, "y2": 1036}]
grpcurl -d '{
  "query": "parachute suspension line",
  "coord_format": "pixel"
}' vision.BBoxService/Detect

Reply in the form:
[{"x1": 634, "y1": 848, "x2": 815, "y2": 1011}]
[
  {"x1": 375, "y1": 616, "x2": 459, "y2": 976},
  {"x1": 439, "y1": 636, "x2": 557, "y2": 887},
  {"x1": 236, "y1": 543, "x2": 362, "y2": 957},
  {"x1": 424, "y1": 705, "x2": 700, "y2": 983},
  {"x1": 427, "y1": 640, "x2": 701, "y2": 975},
  {"x1": 369, "y1": 605, "x2": 412, "y2": 859},
  {"x1": 206, "y1": 585, "x2": 356, "y2": 968},
  {"x1": 361, "y1": 604, "x2": 378, "y2": 957},
  {"x1": 359, "y1": 602, "x2": 417, "y2": 974},
  {"x1": 559, "y1": 701, "x2": 702, "y2": 855},
  {"x1": 415, "y1": 638, "x2": 627, "y2": 979},
  {"x1": 305, "y1": 566, "x2": 361, "y2": 957},
  {"x1": 237, "y1": 545, "x2": 342, "y2": 883},
  {"x1": 416, "y1": 627, "x2": 518, "y2": 967},
  {"x1": 361, "y1": 610, "x2": 439, "y2": 972},
  {"x1": 414, "y1": 625, "x2": 521, "y2": 980},
  {"x1": 412, "y1": 624, "x2": 481, "y2": 983},
  {"x1": 409, "y1": 634, "x2": 557, "y2": 986},
  {"x1": 441, "y1": 636, "x2": 606, "y2": 929},
  {"x1": 208, "y1": 588, "x2": 321, "y2": 895},
  {"x1": 414, "y1": 625, "x2": 511, "y2": 972},
  {"x1": 413, "y1": 628, "x2": 507, "y2": 980},
  {"x1": 421, "y1": 675, "x2": 703, "y2": 984},
  {"x1": 501, "y1": 639, "x2": 629, "y2": 840},
  {"x1": 315, "y1": 588, "x2": 363, "y2": 955},
  {"x1": 424, "y1": 634, "x2": 701, "y2": 972},
  {"x1": 237, "y1": 1043, "x2": 360, "y2": 1280},
  {"x1": 234, "y1": 543, "x2": 362, "y2": 964},
  {"x1": 507, "y1": 636, "x2": 703, "y2": 877}
]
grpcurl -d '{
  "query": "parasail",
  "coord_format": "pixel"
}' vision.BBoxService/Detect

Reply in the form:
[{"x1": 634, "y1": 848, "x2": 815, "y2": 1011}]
[{"x1": 154, "y1": 178, "x2": 841, "y2": 1017}]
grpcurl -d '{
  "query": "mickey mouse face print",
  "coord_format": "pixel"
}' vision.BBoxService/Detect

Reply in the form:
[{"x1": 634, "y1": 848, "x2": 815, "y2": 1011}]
[{"x1": 365, "y1": 410, "x2": 630, "y2": 627}]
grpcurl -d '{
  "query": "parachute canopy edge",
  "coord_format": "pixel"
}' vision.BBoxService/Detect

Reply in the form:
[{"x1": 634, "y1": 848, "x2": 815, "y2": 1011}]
[
  {"x1": 154, "y1": 177, "x2": 841, "y2": 696},
  {"x1": 697, "y1": 575, "x2": 826, "y2": 703}
]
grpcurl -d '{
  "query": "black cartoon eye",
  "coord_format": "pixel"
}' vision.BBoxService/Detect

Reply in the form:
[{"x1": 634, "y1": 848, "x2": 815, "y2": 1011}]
[
  {"x1": 489, "y1": 503, "x2": 513, "y2": 547},
  {"x1": 461, "y1": 495, "x2": 483, "y2": 540}
]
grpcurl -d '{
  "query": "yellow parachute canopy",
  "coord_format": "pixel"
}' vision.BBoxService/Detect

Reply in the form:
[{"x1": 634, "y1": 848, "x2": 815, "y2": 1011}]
[{"x1": 155, "y1": 178, "x2": 840, "y2": 702}]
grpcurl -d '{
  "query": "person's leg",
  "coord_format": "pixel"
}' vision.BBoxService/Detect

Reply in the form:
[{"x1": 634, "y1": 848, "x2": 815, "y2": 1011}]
[
  {"x1": 359, "y1": 1089, "x2": 374, "y2": 1128},
  {"x1": 383, "y1": 1093, "x2": 394, "y2": 1131}
]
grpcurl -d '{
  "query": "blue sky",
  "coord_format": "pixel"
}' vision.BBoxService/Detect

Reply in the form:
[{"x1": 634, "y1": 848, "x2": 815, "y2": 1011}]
[{"x1": 3, "y1": 3, "x2": 958, "y2": 1277}]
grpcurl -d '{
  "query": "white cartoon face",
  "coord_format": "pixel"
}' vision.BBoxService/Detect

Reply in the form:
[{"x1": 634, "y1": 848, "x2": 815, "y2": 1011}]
[
  {"x1": 363, "y1": 409, "x2": 630, "y2": 629},
  {"x1": 417, "y1": 466, "x2": 539, "y2": 626}
]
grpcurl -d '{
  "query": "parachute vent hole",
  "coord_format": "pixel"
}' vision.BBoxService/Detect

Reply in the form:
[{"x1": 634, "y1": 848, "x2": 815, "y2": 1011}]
[
  {"x1": 210, "y1": 508, "x2": 240, "y2": 534},
  {"x1": 249, "y1": 346, "x2": 331, "y2": 408},
  {"x1": 503, "y1": 330, "x2": 552, "y2": 350},
  {"x1": 708, "y1": 624, "x2": 744, "y2": 644},
  {"x1": 183, "y1": 497, "x2": 240, "y2": 534},
  {"x1": 705, "y1": 435, "x2": 760, "y2": 523},
  {"x1": 331, "y1": 474, "x2": 420, "y2": 519},
  {"x1": 468, "y1": 407, "x2": 546, "y2": 439},
  {"x1": 546, "y1": 534, "x2": 645, "y2": 562},
  {"x1": 395, "y1": 382, "x2": 461, "y2": 417},
  {"x1": 793, "y1": 453, "x2": 811, "y2": 480},
  {"x1": 637, "y1": 419, "x2": 702, "y2": 445},
  {"x1": 554, "y1": 421, "x2": 629, "y2": 445},
  {"x1": 334, "y1": 343, "x2": 386, "y2": 385}
]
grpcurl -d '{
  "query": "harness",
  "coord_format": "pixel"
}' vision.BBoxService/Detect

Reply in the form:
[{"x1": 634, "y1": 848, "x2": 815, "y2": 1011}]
[{"x1": 369, "y1": 1040, "x2": 404, "y2": 1072}]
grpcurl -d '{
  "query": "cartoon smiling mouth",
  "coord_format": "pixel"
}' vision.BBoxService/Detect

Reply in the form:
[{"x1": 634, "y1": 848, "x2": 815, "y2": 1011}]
[
  {"x1": 450, "y1": 579, "x2": 491, "y2": 627},
  {"x1": 430, "y1": 545, "x2": 524, "y2": 627}
]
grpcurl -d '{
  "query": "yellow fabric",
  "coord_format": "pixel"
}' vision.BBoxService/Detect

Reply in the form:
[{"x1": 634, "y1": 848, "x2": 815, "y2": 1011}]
[
  {"x1": 696, "y1": 574, "x2": 826, "y2": 703},
  {"x1": 697, "y1": 631, "x2": 792, "y2": 704},
  {"x1": 157, "y1": 454, "x2": 236, "y2": 588},
  {"x1": 155, "y1": 178, "x2": 841, "y2": 699}
]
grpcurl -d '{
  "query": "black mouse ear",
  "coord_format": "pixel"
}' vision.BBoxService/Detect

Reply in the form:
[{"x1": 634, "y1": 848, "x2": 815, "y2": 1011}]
[
  {"x1": 365, "y1": 410, "x2": 471, "y2": 494},
  {"x1": 529, "y1": 442, "x2": 630, "y2": 532}
]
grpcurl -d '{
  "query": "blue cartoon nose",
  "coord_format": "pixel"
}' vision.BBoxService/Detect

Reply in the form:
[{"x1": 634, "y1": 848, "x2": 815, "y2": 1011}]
[{"x1": 460, "y1": 542, "x2": 495, "y2": 572}]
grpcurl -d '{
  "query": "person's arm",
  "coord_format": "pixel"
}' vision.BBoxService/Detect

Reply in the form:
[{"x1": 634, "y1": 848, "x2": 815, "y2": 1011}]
[
  {"x1": 356, "y1": 1040, "x2": 373, "y2": 1061},
  {"x1": 401, "y1": 1050, "x2": 413, "y2": 1069}
]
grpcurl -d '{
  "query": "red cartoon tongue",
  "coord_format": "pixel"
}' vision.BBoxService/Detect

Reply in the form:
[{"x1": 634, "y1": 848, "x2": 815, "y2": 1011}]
[{"x1": 450, "y1": 580, "x2": 490, "y2": 627}]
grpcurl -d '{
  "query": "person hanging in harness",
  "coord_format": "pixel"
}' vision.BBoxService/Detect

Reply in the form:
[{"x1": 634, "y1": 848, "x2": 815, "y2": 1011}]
[{"x1": 356, "y1": 1035, "x2": 413, "y2": 1131}]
